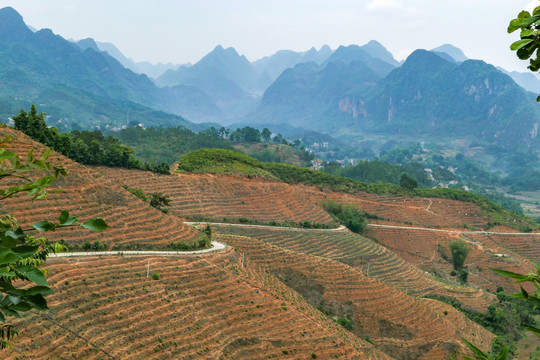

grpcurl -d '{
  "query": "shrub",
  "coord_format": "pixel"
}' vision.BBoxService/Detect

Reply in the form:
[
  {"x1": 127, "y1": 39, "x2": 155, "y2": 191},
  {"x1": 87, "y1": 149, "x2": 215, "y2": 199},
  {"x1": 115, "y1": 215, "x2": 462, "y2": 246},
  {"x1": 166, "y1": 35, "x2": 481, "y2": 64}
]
[
  {"x1": 122, "y1": 185, "x2": 148, "y2": 202},
  {"x1": 438, "y1": 243, "x2": 449, "y2": 261},
  {"x1": 322, "y1": 200, "x2": 367, "y2": 233},
  {"x1": 337, "y1": 317, "x2": 354, "y2": 331},
  {"x1": 92, "y1": 240, "x2": 106, "y2": 251},
  {"x1": 449, "y1": 240, "x2": 471, "y2": 270},
  {"x1": 459, "y1": 269, "x2": 469, "y2": 284},
  {"x1": 151, "y1": 273, "x2": 160, "y2": 280}
]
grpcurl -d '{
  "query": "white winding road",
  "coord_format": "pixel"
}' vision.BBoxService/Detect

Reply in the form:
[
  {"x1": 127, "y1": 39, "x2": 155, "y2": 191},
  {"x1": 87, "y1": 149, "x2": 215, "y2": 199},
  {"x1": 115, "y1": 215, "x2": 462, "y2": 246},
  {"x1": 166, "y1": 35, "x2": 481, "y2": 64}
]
[
  {"x1": 366, "y1": 223, "x2": 540, "y2": 236},
  {"x1": 49, "y1": 241, "x2": 227, "y2": 258},
  {"x1": 184, "y1": 221, "x2": 347, "y2": 232},
  {"x1": 49, "y1": 222, "x2": 539, "y2": 259}
]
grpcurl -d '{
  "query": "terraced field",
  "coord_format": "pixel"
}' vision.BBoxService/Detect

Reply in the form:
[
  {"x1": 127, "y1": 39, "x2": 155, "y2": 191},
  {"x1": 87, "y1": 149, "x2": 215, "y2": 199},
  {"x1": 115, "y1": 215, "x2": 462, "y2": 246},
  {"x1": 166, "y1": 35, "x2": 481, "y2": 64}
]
[
  {"x1": 5, "y1": 250, "x2": 389, "y2": 360},
  {"x1": 98, "y1": 165, "x2": 500, "y2": 232},
  {"x1": 0, "y1": 127, "x2": 199, "y2": 248},
  {"x1": 367, "y1": 226, "x2": 538, "y2": 292},
  {"x1": 306, "y1": 191, "x2": 491, "y2": 229},
  {"x1": 215, "y1": 225, "x2": 493, "y2": 312},
  {"x1": 96, "y1": 167, "x2": 334, "y2": 224},
  {"x1": 216, "y1": 233, "x2": 494, "y2": 360}
]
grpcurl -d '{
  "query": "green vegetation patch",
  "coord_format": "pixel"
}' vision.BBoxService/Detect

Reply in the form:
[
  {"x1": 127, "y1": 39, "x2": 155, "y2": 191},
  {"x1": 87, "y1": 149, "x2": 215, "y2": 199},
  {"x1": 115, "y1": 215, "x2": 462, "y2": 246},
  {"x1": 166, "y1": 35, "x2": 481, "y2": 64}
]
[
  {"x1": 321, "y1": 200, "x2": 369, "y2": 233},
  {"x1": 176, "y1": 149, "x2": 277, "y2": 179},
  {"x1": 424, "y1": 292, "x2": 540, "y2": 356}
]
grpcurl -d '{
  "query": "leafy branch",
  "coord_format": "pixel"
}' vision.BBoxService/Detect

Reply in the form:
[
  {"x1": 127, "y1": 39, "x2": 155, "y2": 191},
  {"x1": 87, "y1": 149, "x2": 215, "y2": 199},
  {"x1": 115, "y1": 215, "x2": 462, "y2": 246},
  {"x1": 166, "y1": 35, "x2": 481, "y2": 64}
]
[{"x1": 0, "y1": 135, "x2": 108, "y2": 349}]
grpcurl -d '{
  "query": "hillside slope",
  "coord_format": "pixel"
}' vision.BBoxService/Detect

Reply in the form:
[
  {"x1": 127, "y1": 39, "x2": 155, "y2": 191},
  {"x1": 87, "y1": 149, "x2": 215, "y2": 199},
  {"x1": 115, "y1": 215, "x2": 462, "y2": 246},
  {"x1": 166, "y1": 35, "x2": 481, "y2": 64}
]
[
  {"x1": 216, "y1": 232, "x2": 494, "y2": 360},
  {"x1": 5, "y1": 251, "x2": 389, "y2": 359},
  {"x1": 96, "y1": 167, "x2": 334, "y2": 225},
  {"x1": 0, "y1": 126, "x2": 199, "y2": 248}
]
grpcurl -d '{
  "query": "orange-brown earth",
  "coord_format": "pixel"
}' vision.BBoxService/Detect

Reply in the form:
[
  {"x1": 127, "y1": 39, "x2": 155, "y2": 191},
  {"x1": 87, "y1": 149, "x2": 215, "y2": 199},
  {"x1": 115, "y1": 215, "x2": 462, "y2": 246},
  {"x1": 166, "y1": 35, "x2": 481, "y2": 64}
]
[
  {"x1": 96, "y1": 167, "x2": 334, "y2": 224},
  {"x1": 5, "y1": 250, "x2": 390, "y2": 360},
  {"x1": 0, "y1": 127, "x2": 199, "y2": 248},
  {"x1": 92, "y1": 163, "x2": 540, "y2": 358},
  {"x1": 214, "y1": 226, "x2": 493, "y2": 312},
  {"x1": 367, "y1": 226, "x2": 538, "y2": 293},
  {"x1": 215, "y1": 233, "x2": 494, "y2": 360},
  {"x1": 97, "y1": 166, "x2": 500, "y2": 230}
]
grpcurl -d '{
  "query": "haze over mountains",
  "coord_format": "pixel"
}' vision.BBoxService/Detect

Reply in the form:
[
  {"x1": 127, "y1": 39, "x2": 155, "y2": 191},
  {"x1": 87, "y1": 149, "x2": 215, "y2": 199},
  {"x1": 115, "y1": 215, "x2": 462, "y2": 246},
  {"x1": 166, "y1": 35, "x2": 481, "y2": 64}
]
[{"x1": 1, "y1": 6, "x2": 540, "y2": 154}]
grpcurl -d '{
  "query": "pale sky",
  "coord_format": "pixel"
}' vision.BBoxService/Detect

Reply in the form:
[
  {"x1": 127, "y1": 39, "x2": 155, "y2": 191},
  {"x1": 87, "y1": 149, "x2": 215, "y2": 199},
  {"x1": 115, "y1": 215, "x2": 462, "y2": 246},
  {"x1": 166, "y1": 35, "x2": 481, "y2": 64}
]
[{"x1": 0, "y1": 0, "x2": 538, "y2": 71}]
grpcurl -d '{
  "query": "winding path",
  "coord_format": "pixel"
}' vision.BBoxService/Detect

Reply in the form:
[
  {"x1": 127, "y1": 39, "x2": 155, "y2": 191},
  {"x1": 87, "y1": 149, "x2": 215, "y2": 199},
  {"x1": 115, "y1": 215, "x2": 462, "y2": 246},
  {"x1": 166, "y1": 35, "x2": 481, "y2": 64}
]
[
  {"x1": 49, "y1": 222, "x2": 539, "y2": 259},
  {"x1": 184, "y1": 221, "x2": 347, "y2": 232},
  {"x1": 49, "y1": 241, "x2": 227, "y2": 258},
  {"x1": 366, "y1": 223, "x2": 540, "y2": 236}
]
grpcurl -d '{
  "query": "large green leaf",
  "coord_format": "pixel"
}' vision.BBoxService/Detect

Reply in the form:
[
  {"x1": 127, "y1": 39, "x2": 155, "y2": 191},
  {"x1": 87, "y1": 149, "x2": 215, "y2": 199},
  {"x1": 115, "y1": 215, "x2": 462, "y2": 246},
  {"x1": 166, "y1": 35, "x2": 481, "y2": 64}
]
[
  {"x1": 0, "y1": 249, "x2": 18, "y2": 266},
  {"x1": 461, "y1": 337, "x2": 489, "y2": 360},
  {"x1": 510, "y1": 38, "x2": 534, "y2": 51},
  {"x1": 11, "y1": 245, "x2": 40, "y2": 259},
  {"x1": 491, "y1": 268, "x2": 528, "y2": 280},
  {"x1": 58, "y1": 211, "x2": 78, "y2": 226},
  {"x1": 521, "y1": 29, "x2": 535, "y2": 37},
  {"x1": 81, "y1": 218, "x2": 109, "y2": 232},
  {"x1": 522, "y1": 14, "x2": 540, "y2": 28},
  {"x1": 22, "y1": 286, "x2": 53, "y2": 297},
  {"x1": 23, "y1": 294, "x2": 48, "y2": 310},
  {"x1": 508, "y1": 18, "x2": 524, "y2": 33},
  {"x1": 0, "y1": 150, "x2": 16, "y2": 161},
  {"x1": 32, "y1": 220, "x2": 56, "y2": 232},
  {"x1": 0, "y1": 236, "x2": 18, "y2": 249},
  {"x1": 16, "y1": 266, "x2": 47, "y2": 286},
  {"x1": 519, "y1": 10, "x2": 532, "y2": 20}
]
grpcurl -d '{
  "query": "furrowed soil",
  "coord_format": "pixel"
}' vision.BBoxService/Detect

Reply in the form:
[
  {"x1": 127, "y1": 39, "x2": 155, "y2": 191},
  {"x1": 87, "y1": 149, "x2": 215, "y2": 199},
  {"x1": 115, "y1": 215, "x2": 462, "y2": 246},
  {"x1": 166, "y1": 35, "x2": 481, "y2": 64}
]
[
  {"x1": 0, "y1": 127, "x2": 199, "y2": 249},
  {"x1": 5, "y1": 250, "x2": 389, "y2": 360}
]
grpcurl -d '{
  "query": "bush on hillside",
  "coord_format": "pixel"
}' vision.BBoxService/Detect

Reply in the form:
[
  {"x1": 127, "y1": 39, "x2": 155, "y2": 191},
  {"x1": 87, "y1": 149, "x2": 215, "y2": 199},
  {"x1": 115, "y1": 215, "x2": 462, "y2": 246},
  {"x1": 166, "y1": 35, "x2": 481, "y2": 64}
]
[
  {"x1": 322, "y1": 200, "x2": 367, "y2": 233},
  {"x1": 449, "y1": 240, "x2": 471, "y2": 271}
]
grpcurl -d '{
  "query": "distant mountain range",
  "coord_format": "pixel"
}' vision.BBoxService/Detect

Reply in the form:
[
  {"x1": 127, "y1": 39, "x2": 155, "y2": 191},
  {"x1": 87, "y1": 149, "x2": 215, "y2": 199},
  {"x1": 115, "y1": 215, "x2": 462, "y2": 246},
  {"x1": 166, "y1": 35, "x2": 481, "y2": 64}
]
[
  {"x1": 249, "y1": 48, "x2": 540, "y2": 149},
  {"x1": 1, "y1": 5, "x2": 540, "y2": 153},
  {"x1": 0, "y1": 7, "x2": 214, "y2": 130}
]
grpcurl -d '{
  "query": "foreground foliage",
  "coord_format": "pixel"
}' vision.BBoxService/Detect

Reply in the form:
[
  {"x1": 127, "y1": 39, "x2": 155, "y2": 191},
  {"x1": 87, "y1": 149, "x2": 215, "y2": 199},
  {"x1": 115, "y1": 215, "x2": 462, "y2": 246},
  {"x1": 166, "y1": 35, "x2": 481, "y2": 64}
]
[
  {"x1": 459, "y1": 266, "x2": 540, "y2": 359},
  {"x1": 0, "y1": 135, "x2": 108, "y2": 349},
  {"x1": 508, "y1": 2, "x2": 540, "y2": 100}
]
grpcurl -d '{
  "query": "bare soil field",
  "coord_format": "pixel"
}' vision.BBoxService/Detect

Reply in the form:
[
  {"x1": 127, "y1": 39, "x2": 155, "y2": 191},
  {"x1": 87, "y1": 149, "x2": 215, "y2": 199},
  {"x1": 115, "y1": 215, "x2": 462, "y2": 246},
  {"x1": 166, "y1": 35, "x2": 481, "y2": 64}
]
[
  {"x1": 216, "y1": 232, "x2": 494, "y2": 360},
  {"x1": 0, "y1": 127, "x2": 199, "y2": 248},
  {"x1": 5, "y1": 250, "x2": 389, "y2": 360}
]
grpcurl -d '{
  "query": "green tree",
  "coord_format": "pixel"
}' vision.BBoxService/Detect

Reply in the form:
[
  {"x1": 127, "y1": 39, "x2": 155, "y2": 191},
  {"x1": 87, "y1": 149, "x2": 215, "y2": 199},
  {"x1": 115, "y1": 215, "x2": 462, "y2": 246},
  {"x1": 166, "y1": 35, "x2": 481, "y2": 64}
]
[
  {"x1": 399, "y1": 173, "x2": 417, "y2": 190},
  {"x1": 149, "y1": 192, "x2": 171, "y2": 212},
  {"x1": 508, "y1": 3, "x2": 540, "y2": 100},
  {"x1": 449, "y1": 240, "x2": 471, "y2": 271},
  {"x1": 0, "y1": 136, "x2": 109, "y2": 349},
  {"x1": 261, "y1": 128, "x2": 272, "y2": 142}
]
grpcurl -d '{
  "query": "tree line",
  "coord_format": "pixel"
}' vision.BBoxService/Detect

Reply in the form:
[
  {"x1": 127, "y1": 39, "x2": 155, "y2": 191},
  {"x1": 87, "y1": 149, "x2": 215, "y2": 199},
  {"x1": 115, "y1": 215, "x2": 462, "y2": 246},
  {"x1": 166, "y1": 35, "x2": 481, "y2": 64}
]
[{"x1": 13, "y1": 105, "x2": 170, "y2": 174}]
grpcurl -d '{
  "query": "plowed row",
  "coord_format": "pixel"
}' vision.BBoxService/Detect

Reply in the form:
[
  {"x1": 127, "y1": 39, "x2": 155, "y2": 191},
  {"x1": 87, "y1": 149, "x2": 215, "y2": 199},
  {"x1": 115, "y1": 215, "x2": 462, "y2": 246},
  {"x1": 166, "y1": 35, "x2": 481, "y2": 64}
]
[
  {"x1": 215, "y1": 225, "x2": 493, "y2": 312},
  {"x1": 368, "y1": 227, "x2": 538, "y2": 293},
  {"x1": 95, "y1": 167, "x2": 334, "y2": 224},
  {"x1": 307, "y1": 191, "x2": 490, "y2": 228},
  {"x1": 0, "y1": 127, "x2": 199, "y2": 247},
  {"x1": 97, "y1": 167, "x2": 497, "y2": 230},
  {"x1": 217, "y1": 233, "x2": 494, "y2": 360},
  {"x1": 5, "y1": 250, "x2": 388, "y2": 360}
]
